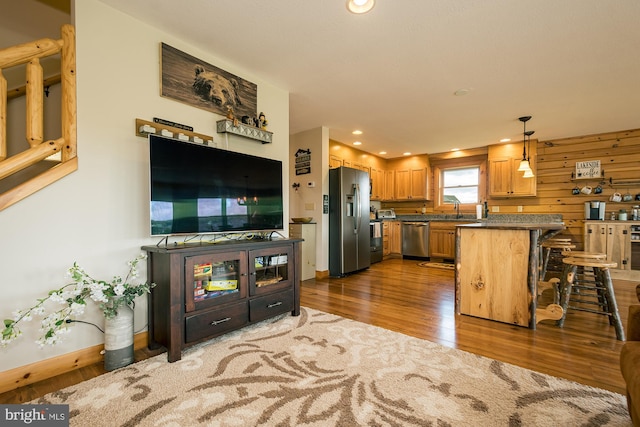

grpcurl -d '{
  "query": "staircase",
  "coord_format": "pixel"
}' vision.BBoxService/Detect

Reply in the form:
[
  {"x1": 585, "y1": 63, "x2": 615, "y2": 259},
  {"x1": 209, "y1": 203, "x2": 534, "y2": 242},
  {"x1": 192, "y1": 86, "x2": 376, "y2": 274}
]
[{"x1": 0, "y1": 24, "x2": 77, "y2": 211}]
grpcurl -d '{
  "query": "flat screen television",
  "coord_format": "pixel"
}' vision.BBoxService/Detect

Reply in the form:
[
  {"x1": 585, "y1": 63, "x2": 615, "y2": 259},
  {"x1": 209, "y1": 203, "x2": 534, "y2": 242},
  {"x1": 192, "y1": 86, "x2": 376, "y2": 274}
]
[{"x1": 149, "y1": 135, "x2": 284, "y2": 236}]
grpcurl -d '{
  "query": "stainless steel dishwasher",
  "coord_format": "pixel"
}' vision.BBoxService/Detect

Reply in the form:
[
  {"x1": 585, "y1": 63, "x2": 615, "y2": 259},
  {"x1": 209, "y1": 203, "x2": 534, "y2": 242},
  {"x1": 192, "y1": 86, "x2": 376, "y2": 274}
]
[{"x1": 402, "y1": 222, "x2": 430, "y2": 258}]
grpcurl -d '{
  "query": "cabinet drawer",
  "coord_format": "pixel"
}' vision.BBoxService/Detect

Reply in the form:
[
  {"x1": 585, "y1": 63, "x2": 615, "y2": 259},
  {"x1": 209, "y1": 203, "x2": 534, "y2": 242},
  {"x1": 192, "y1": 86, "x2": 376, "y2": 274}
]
[
  {"x1": 249, "y1": 291, "x2": 294, "y2": 322},
  {"x1": 185, "y1": 301, "x2": 248, "y2": 343}
]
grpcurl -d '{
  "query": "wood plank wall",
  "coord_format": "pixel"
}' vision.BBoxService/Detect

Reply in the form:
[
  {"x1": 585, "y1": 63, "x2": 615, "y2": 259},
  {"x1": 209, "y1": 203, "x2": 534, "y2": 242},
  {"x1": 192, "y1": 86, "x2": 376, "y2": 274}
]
[{"x1": 533, "y1": 128, "x2": 640, "y2": 249}]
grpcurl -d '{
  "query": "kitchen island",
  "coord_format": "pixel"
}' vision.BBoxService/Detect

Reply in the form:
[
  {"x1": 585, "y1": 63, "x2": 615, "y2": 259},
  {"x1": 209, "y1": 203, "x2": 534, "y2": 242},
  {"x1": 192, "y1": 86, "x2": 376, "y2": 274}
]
[{"x1": 454, "y1": 222, "x2": 565, "y2": 328}]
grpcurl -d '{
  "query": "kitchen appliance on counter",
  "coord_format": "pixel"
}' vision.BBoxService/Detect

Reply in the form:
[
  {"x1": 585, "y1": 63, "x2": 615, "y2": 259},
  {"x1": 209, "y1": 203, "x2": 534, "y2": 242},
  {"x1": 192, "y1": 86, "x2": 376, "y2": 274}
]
[
  {"x1": 402, "y1": 221, "x2": 430, "y2": 259},
  {"x1": 370, "y1": 220, "x2": 383, "y2": 264},
  {"x1": 376, "y1": 209, "x2": 396, "y2": 219},
  {"x1": 585, "y1": 201, "x2": 606, "y2": 220},
  {"x1": 329, "y1": 166, "x2": 371, "y2": 276}
]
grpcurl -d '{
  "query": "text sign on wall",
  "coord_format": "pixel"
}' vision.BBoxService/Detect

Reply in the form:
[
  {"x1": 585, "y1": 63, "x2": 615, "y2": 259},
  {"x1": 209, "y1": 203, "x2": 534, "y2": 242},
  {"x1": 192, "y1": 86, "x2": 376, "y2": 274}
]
[
  {"x1": 575, "y1": 160, "x2": 601, "y2": 179},
  {"x1": 295, "y1": 148, "x2": 311, "y2": 175}
]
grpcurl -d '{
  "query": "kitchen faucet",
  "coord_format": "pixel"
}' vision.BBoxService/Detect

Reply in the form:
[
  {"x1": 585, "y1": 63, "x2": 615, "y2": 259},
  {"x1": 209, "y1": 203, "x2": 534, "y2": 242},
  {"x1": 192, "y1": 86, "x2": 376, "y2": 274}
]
[{"x1": 455, "y1": 201, "x2": 461, "y2": 219}]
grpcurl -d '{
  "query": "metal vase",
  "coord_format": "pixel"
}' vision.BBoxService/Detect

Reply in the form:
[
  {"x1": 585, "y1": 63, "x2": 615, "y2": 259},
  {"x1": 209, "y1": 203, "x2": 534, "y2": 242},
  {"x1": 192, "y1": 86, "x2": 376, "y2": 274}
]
[{"x1": 104, "y1": 301, "x2": 134, "y2": 371}]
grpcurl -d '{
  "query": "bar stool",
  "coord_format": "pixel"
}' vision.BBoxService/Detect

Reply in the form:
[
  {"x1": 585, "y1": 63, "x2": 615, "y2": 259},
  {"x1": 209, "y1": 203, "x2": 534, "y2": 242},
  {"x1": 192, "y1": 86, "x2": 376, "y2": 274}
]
[
  {"x1": 557, "y1": 257, "x2": 625, "y2": 341},
  {"x1": 540, "y1": 238, "x2": 576, "y2": 281}
]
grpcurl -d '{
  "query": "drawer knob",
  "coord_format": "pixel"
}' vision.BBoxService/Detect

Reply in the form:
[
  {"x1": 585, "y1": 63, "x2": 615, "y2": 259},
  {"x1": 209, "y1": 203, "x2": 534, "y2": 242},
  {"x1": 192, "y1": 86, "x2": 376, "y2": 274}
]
[
  {"x1": 210, "y1": 317, "x2": 231, "y2": 326},
  {"x1": 267, "y1": 301, "x2": 283, "y2": 308}
]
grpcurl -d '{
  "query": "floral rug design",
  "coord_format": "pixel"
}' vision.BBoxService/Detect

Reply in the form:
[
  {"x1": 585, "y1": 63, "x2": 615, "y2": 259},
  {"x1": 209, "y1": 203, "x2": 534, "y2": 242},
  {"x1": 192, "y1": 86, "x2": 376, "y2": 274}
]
[{"x1": 34, "y1": 307, "x2": 631, "y2": 426}]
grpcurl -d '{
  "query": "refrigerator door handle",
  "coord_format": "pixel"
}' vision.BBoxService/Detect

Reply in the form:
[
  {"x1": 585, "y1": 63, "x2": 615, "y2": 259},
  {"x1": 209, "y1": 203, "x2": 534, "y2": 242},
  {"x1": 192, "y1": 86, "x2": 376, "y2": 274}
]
[{"x1": 353, "y1": 183, "x2": 360, "y2": 234}]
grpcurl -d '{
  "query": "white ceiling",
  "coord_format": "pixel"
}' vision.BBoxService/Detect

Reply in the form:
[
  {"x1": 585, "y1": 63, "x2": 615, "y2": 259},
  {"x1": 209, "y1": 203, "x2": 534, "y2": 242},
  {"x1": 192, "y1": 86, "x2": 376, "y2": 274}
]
[{"x1": 98, "y1": 0, "x2": 640, "y2": 157}]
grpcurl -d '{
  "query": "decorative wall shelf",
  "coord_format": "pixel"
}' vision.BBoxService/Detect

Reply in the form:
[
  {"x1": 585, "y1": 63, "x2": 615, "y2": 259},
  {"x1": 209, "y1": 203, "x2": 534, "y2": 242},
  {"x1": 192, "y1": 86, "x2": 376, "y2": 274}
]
[
  {"x1": 216, "y1": 119, "x2": 273, "y2": 144},
  {"x1": 135, "y1": 118, "x2": 213, "y2": 144},
  {"x1": 609, "y1": 178, "x2": 640, "y2": 187},
  {"x1": 570, "y1": 170, "x2": 606, "y2": 183}
]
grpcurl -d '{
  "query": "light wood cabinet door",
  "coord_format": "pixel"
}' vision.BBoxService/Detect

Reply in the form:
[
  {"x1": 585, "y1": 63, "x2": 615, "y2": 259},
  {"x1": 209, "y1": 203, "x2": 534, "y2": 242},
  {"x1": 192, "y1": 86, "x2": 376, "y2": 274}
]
[
  {"x1": 488, "y1": 142, "x2": 536, "y2": 197},
  {"x1": 429, "y1": 223, "x2": 456, "y2": 259},
  {"x1": 430, "y1": 221, "x2": 470, "y2": 259},
  {"x1": 382, "y1": 222, "x2": 390, "y2": 256},
  {"x1": 584, "y1": 222, "x2": 631, "y2": 270},
  {"x1": 329, "y1": 155, "x2": 342, "y2": 169},
  {"x1": 395, "y1": 168, "x2": 427, "y2": 200},
  {"x1": 370, "y1": 167, "x2": 384, "y2": 201},
  {"x1": 607, "y1": 224, "x2": 631, "y2": 270},
  {"x1": 384, "y1": 170, "x2": 395, "y2": 200},
  {"x1": 389, "y1": 221, "x2": 402, "y2": 254}
]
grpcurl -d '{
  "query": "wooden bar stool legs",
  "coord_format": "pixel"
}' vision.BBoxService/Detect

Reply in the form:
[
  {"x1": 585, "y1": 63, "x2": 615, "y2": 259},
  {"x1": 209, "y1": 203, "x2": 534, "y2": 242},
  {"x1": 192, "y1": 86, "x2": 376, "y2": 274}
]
[{"x1": 557, "y1": 257, "x2": 625, "y2": 341}]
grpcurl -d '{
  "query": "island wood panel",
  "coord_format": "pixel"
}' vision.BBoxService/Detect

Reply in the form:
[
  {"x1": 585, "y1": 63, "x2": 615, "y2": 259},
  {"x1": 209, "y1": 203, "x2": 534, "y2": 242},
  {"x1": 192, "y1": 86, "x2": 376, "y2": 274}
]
[{"x1": 457, "y1": 228, "x2": 531, "y2": 327}]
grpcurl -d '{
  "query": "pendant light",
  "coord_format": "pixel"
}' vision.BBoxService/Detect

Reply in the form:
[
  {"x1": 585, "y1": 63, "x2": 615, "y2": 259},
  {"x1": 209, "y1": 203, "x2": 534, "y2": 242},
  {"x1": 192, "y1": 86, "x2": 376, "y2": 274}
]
[
  {"x1": 523, "y1": 130, "x2": 535, "y2": 178},
  {"x1": 517, "y1": 116, "x2": 531, "y2": 172}
]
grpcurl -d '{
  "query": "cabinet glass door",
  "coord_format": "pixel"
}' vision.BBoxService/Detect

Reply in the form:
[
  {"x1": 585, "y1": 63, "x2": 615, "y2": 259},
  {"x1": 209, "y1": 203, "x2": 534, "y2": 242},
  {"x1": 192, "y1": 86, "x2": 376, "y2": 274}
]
[
  {"x1": 249, "y1": 246, "x2": 293, "y2": 296},
  {"x1": 185, "y1": 251, "x2": 247, "y2": 312}
]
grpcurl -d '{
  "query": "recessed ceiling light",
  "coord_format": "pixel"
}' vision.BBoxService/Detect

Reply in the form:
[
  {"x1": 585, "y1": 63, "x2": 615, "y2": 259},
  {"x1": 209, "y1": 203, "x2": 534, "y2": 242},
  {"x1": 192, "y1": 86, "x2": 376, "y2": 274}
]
[
  {"x1": 403, "y1": 152, "x2": 411, "y2": 156},
  {"x1": 454, "y1": 88, "x2": 471, "y2": 96},
  {"x1": 346, "y1": 0, "x2": 375, "y2": 14},
  {"x1": 353, "y1": 141, "x2": 362, "y2": 146},
  {"x1": 352, "y1": 130, "x2": 363, "y2": 135},
  {"x1": 500, "y1": 138, "x2": 511, "y2": 143},
  {"x1": 378, "y1": 151, "x2": 387, "y2": 155},
  {"x1": 451, "y1": 148, "x2": 460, "y2": 152}
]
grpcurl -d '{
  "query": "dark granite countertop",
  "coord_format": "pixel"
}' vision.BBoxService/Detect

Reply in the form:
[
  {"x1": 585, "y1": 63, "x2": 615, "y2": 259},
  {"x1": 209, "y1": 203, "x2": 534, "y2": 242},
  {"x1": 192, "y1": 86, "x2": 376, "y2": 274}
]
[{"x1": 390, "y1": 213, "x2": 563, "y2": 223}]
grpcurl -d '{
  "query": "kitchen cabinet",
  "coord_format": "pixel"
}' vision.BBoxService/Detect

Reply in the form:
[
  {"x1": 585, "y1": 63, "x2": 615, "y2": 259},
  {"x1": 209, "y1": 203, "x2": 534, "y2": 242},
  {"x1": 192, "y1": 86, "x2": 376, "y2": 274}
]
[
  {"x1": 143, "y1": 239, "x2": 301, "y2": 362},
  {"x1": 384, "y1": 170, "x2": 395, "y2": 200},
  {"x1": 389, "y1": 221, "x2": 402, "y2": 255},
  {"x1": 382, "y1": 221, "x2": 390, "y2": 256},
  {"x1": 584, "y1": 221, "x2": 632, "y2": 270},
  {"x1": 395, "y1": 167, "x2": 428, "y2": 200},
  {"x1": 488, "y1": 142, "x2": 537, "y2": 197},
  {"x1": 429, "y1": 221, "x2": 471, "y2": 259},
  {"x1": 383, "y1": 220, "x2": 402, "y2": 256},
  {"x1": 370, "y1": 167, "x2": 385, "y2": 201},
  {"x1": 329, "y1": 155, "x2": 343, "y2": 169}
]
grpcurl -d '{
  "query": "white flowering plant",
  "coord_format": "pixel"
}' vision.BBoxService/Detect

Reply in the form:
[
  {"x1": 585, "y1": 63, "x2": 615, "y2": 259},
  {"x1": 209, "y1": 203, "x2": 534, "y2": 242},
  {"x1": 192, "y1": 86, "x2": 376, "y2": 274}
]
[{"x1": 2, "y1": 253, "x2": 155, "y2": 347}]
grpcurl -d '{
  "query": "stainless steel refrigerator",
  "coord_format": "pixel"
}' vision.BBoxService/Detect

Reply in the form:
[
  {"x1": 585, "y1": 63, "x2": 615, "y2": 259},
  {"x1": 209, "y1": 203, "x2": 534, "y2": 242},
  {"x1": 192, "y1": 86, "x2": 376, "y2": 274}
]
[{"x1": 329, "y1": 166, "x2": 371, "y2": 276}]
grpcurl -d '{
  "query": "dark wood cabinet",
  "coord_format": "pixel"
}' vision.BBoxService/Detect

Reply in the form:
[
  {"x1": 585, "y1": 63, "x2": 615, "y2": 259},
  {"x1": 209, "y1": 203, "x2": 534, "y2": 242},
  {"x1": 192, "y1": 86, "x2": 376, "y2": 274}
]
[{"x1": 143, "y1": 239, "x2": 301, "y2": 362}]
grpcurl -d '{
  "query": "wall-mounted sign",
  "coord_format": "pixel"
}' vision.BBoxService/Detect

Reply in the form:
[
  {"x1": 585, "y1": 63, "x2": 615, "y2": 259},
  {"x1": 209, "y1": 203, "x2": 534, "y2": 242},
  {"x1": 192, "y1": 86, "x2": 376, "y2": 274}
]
[
  {"x1": 295, "y1": 148, "x2": 311, "y2": 175},
  {"x1": 575, "y1": 160, "x2": 601, "y2": 179}
]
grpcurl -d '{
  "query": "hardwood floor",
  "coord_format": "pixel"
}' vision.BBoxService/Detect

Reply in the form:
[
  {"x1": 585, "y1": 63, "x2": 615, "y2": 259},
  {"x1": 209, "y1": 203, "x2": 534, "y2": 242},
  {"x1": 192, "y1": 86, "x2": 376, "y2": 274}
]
[{"x1": 1, "y1": 258, "x2": 635, "y2": 404}]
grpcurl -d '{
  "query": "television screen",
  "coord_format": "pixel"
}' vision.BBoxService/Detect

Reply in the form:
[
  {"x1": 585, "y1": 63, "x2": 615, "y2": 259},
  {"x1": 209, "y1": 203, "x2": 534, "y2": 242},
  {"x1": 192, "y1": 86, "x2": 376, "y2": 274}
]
[{"x1": 149, "y1": 135, "x2": 284, "y2": 236}]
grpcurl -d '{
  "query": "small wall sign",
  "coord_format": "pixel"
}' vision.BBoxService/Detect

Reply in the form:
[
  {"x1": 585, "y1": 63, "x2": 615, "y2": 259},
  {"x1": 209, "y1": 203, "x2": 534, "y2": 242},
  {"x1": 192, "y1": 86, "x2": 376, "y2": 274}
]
[
  {"x1": 295, "y1": 148, "x2": 311, "y2": 175},
  {"x1": 575, "y1": 160, "x2": 601, "y2": 179}
]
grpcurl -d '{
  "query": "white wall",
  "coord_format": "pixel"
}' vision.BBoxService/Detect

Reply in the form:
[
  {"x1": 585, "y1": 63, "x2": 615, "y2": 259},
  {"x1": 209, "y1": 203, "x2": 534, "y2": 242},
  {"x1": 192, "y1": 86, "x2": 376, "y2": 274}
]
[
  {"x1": 0, "y1": 0, "x2": 289, "y2": 371},
  {"x1": 290, "y1": 127, "x2": 329, "y2": 272}
]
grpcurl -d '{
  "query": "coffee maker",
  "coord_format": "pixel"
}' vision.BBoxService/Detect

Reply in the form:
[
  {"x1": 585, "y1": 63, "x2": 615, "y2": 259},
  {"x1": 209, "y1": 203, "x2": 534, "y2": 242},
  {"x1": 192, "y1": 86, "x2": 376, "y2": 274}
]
[{"x1": 585, "y1": 201, "x2": 606, "y2": 220}]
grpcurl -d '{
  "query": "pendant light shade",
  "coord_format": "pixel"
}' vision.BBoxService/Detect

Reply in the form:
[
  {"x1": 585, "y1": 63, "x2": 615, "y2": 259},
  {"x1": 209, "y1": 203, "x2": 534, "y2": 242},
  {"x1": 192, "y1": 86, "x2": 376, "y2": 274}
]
[
  {"x1": 518, "y1": 116, "x2": 535, "y2": 178},
  {"x1": 523, "y1": 168, "x2": 535, "y2": 178}
]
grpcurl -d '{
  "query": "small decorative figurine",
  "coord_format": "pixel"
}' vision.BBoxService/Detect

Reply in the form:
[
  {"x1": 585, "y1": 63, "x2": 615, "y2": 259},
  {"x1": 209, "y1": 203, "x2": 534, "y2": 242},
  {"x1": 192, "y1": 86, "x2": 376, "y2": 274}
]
[
  {"x1": 226, "y1": 106, "x2": 235, "y2": 120},
  {"x1": 258, "y1": 112, "x2": 268, "y2": 130}
]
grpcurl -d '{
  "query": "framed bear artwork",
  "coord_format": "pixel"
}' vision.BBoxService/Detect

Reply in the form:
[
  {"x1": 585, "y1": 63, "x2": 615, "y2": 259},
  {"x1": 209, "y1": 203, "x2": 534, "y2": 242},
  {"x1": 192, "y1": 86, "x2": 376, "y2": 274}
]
[{"x1": 160, "y1": 43, "x2": 257, "y2": 119}]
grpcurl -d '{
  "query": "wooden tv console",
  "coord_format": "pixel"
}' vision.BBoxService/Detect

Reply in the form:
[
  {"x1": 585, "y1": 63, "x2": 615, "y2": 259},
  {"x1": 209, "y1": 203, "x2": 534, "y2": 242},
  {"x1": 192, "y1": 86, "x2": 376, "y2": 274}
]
[{"x1": 142, "y1": 238, "x2": 301, "y2": 362}]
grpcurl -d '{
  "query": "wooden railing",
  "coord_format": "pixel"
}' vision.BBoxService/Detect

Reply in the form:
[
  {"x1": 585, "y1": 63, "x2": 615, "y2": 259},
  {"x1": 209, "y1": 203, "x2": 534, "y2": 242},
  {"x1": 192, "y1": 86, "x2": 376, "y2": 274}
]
[{"x1": 0, "y1": 24, "x2": 77, "y2": 211}]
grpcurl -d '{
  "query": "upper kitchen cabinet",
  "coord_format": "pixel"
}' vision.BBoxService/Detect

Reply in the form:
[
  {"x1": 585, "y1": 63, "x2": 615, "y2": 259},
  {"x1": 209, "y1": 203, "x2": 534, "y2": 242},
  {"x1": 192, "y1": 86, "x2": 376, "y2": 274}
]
[
  {"x1": 395, "y1": 167, "x2": 428, "y2": 200},
  {"x1": 488, "y1": 141, "x2": 537, "y2": 197},
  {"x1": 370, "y1": 166, "x2": 385, "y2": 201},
  {"x1": 329, "y1": 155, "x2": 343, "y2": 169}
]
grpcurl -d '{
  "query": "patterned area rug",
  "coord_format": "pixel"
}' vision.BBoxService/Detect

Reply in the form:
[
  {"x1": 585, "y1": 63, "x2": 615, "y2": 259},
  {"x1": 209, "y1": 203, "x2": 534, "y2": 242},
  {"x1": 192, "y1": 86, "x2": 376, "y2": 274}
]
[
  {"x1": 34, "y1": 307, "x2": 630, "y2": 426},
  {"x1": 417, "y1": 261, "x2": 455, "y2": 270}
]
